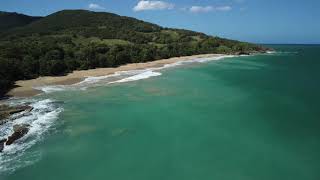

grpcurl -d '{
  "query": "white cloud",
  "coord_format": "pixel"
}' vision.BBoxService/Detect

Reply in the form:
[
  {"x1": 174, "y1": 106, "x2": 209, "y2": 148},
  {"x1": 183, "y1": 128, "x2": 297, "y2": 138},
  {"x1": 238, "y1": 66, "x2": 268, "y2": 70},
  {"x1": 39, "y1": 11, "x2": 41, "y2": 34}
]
[
  {"x1": 189, "y1": 6, "x2": 213, "y2": 13},
  {"x1": 88, "y1": 3, "x2": 105, "y2": 10},
  {"x1": 215, "y1": 6, "x2": 232, "y2": 11},
  {"x1": 189, "y1": 5, "x2": 232, "y2": 13},
  {"x1": 133, "y1": 1, "x2": 174, "y2": 12}
]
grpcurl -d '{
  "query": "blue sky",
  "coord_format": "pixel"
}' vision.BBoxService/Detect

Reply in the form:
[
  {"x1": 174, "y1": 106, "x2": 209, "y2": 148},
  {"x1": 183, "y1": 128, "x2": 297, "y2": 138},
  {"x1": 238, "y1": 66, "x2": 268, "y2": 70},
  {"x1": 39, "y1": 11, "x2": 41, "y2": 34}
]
[{"x1": 0, "y1": 0, "x2": 319, "y2": 44}]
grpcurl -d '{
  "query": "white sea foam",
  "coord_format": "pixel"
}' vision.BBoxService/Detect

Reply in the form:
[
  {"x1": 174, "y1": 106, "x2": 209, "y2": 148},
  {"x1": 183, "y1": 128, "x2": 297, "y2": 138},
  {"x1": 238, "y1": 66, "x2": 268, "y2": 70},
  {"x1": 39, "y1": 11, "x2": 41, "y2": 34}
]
[
  {"x1": 35, "y1": 55, "x2": 234, "y2": 94},
  {"x1": 266, "y1": 51, "x2": 276, "y2": 54},
  {"x1": 0, "y1": 99, "x2": 63, "y2": 174},
  {"x1": 35, "y1": 85, "x2": 67, "y2": 93},
  {"x1": 34, "y1": 85, "x2": 89, "y2": 94},
  {"x1": 110, "y1": 70, "x2": 162, "y2": 84},
  {"x1": 76, "y1": 73, "x2": 120, "y2": 85},
  {"x1": 265, "y1": 50, "x2": 300, "y2": 55}
]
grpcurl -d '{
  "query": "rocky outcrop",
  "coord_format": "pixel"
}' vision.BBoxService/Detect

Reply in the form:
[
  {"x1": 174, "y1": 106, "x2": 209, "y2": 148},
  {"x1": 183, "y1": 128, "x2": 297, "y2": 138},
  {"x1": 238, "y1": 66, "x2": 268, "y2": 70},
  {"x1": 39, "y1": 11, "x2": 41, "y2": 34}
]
[
  {"x1": 0, "y1": 124, "x2": 30, "y2": 152},
  {"x1": 5, "y1": 124, "x2": 30, "y2": 145},
  {"x1": 0, "y1": 139, "x2": 6, "y2": 152},
  {"x1": 0, "y1": 104, "x2": 33, "y2": 125},
  {"x1": 0, "y1": 104, "x2": 33, "y2": 153},
  {"x1": 237, "y1": 51, "x2": 250, "y2": 55}
]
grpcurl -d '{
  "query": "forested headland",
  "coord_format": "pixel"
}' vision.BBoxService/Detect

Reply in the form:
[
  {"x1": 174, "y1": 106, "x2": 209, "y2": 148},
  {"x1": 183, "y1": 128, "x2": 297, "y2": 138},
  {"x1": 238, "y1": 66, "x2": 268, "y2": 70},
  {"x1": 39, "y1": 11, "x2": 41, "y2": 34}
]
[{"x1": 0, "y1": 10, "x2": 268, "y2": 97}]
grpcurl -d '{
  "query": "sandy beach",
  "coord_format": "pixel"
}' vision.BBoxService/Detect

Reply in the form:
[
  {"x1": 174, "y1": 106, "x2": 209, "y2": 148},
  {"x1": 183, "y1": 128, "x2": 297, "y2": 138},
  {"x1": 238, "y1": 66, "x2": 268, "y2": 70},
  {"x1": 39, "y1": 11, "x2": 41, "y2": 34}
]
[{"x1": 7, "y1": 54, "x2": 225, "y2": 97}]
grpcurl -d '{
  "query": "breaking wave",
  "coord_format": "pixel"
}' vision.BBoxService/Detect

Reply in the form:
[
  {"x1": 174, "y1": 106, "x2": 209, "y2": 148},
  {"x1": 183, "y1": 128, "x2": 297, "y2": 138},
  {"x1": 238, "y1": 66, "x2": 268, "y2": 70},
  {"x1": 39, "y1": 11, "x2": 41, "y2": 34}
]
[
  {"x1": 110, "y1": 71, "x2": 162, "y2": 83},
  {"x1": 0, "y1": 99, "x2": 63, "y2": 174}
]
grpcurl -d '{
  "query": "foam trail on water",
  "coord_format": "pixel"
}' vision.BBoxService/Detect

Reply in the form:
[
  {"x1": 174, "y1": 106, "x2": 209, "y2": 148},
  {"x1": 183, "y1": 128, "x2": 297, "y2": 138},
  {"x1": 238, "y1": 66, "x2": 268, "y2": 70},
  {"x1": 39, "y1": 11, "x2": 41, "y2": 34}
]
[
  {"x1": 152, "y1": 55, "x2": 235, "y2": 70},
  {"x1": 36, "y1": 85, "x2": 67, "y2": 93},
  {"x1": 110, "y1": 70, "x2": 161, "y2": 84},
  {"x1": 267, "y1": 51, "x2": 276, "y2": 54},
  {"x1": 76, "y1": 73, "x2": 120, "y2": 85},
  {"x1": 265, "y1": 51, "x2": 299, "y2": 55}
]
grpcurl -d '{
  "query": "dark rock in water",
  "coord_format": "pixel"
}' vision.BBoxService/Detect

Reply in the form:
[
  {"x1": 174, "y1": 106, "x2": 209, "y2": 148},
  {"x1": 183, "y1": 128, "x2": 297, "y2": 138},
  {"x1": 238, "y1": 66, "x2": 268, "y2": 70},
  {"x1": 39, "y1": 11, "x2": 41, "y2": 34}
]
[
  {"x1": 0, "y1": 138, "x2": 6, "y2": 152},
  {"x1": 0, "y1": 105, "x2": 33, "y2": 125},
  {"x1": 237, "y1": 51, "x2": 250, "y2": 55},
  {"x1": 9, "y1": 107, "x2": 33, "y2": 121},
  {"x1": 8, "y1": 106, "x2": 33, "y2": 115},
  {"x1": 6, "y1": 124, "x2": 30, "y2": 145}
]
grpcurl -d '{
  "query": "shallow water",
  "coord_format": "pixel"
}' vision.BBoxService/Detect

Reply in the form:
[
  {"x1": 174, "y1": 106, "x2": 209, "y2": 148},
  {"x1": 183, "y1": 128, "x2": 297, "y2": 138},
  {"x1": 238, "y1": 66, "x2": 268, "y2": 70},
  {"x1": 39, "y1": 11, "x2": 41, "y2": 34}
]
[{"x1": 1, "y1": 45, "x2": 320, "y2": 180}]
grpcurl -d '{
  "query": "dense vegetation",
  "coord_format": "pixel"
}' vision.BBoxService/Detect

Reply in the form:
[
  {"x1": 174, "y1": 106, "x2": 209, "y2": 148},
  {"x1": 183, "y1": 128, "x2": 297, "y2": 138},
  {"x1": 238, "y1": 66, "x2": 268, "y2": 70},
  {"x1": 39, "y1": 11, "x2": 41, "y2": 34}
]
[
  {"x1": 0, "y1": 10, "x2": 268, "y2": 97},
  {"x1": 0, "y1": 11, "x2": 41, "y2": 32}
]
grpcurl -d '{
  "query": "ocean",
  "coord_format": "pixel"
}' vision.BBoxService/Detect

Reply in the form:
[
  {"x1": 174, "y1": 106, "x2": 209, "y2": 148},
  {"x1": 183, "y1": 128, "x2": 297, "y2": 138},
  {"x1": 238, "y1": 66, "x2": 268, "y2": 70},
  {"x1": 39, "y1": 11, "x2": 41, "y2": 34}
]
[{"x1": 1, "y1": 45, "x2": 320, "y2": 180}]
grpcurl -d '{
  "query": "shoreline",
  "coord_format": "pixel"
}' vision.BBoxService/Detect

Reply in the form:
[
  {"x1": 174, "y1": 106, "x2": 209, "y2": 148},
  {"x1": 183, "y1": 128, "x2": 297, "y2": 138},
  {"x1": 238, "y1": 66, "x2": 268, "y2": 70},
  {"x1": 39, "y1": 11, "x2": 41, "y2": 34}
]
[{"x1": 7, "y1": 53, "x2": 227, "y2": 98}]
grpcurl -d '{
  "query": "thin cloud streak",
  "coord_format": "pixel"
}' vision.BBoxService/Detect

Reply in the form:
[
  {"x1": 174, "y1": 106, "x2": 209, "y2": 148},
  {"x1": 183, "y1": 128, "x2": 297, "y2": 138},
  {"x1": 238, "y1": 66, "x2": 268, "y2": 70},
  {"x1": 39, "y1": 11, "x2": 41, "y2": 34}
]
[
  {"x1": 133, "y1": 1, "x2": 174, "y2": 12},
  {"x1": 88, "y1": 3, "x2": 105, "y2": 10},
  {"x1": 189, "y1": 5, "x2": 232, "y2": 13}
]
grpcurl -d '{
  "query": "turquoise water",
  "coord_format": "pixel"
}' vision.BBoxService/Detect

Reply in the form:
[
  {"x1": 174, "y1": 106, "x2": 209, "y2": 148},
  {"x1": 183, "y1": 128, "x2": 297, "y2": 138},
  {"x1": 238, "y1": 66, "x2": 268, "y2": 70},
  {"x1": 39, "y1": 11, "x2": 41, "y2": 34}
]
[{"x1": 1, "y1": 45, "x2": 320, "y2": 179}]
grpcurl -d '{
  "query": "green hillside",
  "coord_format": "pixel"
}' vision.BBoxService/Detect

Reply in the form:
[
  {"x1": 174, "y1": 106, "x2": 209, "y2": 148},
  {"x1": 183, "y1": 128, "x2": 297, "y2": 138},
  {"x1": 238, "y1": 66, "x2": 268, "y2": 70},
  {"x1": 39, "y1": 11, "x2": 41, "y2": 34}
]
[{"x1": 0, "y1": 10, "x2": 268, "y2": 97}]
